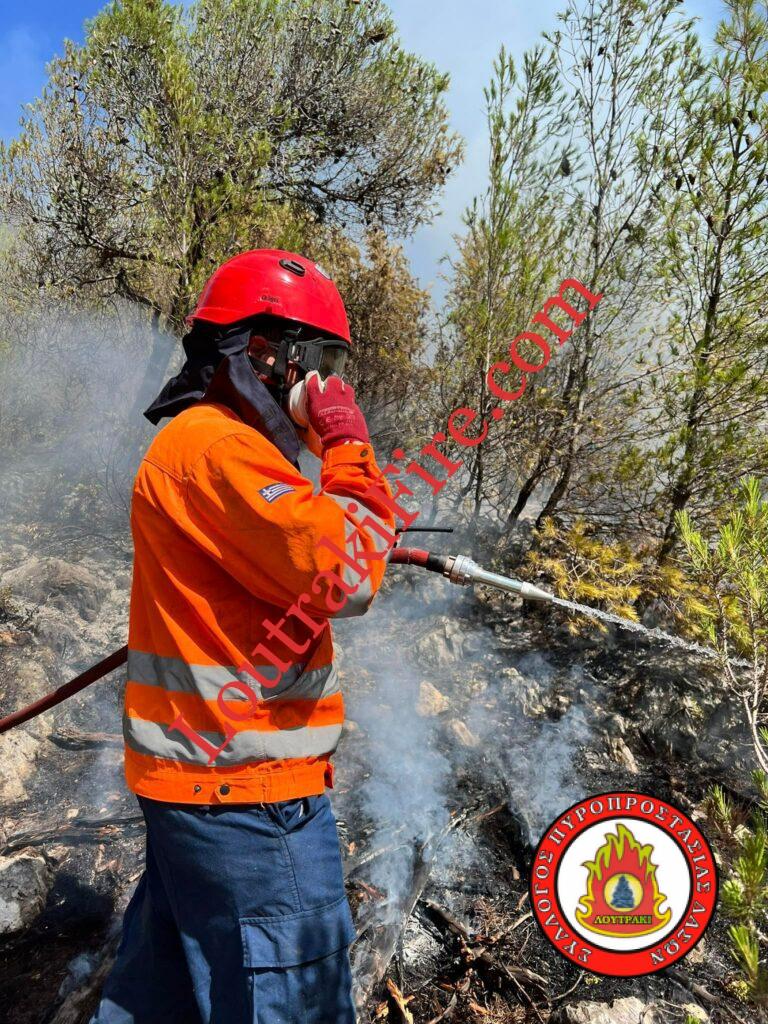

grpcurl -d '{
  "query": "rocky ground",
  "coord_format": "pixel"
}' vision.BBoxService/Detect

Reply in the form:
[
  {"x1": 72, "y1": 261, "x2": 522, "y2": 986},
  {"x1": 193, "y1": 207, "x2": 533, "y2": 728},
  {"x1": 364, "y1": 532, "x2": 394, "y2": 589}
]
[{"x1": 0, "y1": 520, "x2": 759, "y2": 1024}]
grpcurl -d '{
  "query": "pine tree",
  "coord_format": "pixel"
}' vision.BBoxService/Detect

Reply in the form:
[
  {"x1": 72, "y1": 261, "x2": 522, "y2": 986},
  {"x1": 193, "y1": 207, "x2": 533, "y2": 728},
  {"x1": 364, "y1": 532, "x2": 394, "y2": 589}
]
[
  {"x1": 510, "y1": 0, "x2": 696, "y2": 528},
  {"x1": 647, "y1": 0, "x2": 768, "y2": 560},
  {"x1": 439, "y1": 44, "x2": 573, "y2": 522},
  {"x1": 678, "y1": 477, "x2": 768, "y2": 773},
  {"x1": 611, "y1": 875, "x2": 636, "y2": 909}
]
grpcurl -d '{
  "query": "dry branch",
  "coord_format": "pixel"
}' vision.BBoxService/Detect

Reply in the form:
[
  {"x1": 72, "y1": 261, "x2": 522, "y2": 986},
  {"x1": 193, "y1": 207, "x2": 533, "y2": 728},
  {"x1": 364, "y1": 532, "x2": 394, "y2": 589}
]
[
  {"x1": 1, "y1": 814, "x2": 143, "y2": 855},
  {"x1": 426, "y1": 993, "x2": 458, "y2": 1023},
  {"x1": 385, "y1": 978, "x2": 415, "y2": 1023},
  {"x1": 48, "y1": 729, "x2": 123, "y2": 750},
  {"x1": 421, "y1": 898, "x2": 547, "y2": 991}
]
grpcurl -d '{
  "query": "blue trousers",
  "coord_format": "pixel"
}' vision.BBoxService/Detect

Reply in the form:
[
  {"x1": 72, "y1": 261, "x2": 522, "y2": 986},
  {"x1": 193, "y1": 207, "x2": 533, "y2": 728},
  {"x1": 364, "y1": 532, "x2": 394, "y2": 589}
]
[{"x1": 90, "y1": 794, "x2": 357, "y2": 1024}]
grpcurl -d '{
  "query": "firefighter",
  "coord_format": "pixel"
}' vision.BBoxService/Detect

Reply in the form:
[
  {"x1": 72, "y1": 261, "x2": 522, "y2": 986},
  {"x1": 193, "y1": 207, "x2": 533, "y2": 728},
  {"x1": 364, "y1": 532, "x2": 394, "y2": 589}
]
[{"x1": 90, "y1": 250, "x2": 395, "y2": 1024}]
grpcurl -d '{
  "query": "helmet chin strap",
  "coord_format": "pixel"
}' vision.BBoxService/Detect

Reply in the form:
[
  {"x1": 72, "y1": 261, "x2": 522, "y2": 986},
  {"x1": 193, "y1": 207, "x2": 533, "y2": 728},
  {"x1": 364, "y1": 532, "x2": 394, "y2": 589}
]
[
  {"x1": 248, "y1": 334, "x2": 295, "y2": 405},
  {"x1": 272, "y1": 336, "x2": 291, "y2": 403}
]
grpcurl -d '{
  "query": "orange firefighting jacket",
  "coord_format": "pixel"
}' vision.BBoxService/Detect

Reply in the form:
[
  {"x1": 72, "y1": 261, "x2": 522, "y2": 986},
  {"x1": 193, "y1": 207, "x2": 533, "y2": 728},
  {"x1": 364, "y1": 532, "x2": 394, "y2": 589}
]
[{"x1": 125, "y1": 401, "x2": 395, "y2": 805}]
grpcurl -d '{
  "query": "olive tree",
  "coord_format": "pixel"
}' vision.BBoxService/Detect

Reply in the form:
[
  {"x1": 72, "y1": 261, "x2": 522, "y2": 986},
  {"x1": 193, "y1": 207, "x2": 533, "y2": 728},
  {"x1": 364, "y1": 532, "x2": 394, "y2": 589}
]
[{"x1": 0, "y1": 0, "x2": 461, "y2": 408}]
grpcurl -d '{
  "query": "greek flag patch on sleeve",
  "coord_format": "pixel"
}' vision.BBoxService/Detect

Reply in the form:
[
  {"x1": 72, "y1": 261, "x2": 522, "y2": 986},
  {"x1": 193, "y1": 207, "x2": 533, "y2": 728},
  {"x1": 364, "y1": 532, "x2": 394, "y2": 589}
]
[{"x1": 259, "y1": 482, "x2": 295, "y2": 504}]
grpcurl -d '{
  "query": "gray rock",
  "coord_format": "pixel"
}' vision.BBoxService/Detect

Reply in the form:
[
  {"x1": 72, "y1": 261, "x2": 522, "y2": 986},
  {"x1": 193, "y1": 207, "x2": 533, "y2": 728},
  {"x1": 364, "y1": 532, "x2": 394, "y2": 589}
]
[
  {"x1": 0, "y1": 849, "x2": 54, "y2": 935},
  {"x1": 681, "y1": 1004, "x2": 708, "y2": 1022},
  {"x1": 606, "y1": 713, "x2": 629, "y2": 736},
  {"x1": 57, "y1": 952, "x2": 100, "y2": 999},
  {"x1": 414, "y1": 621, "x2": 464, "y2": 665},
  {"x1": 0, "y1": 557, "x2": 109, "y2": 623},
  {"x1": 462, "y1": 629, "x2": 488, "y2": 656},
  {"x1": 519, "y1": 682, "x2": 548, "y2": 718},
  {"x1": 500, "y1": 666, "x2": 525, "y2": 690},
  {"x1": 607, "y1": 736, "x2": 640, "y2": 773},
  {"x1": 516, "y1": 650, "x2": 556, "y2": 683},
  {"x1": 552, "y1": 996, "x2": 657, "y2": 1024},
  {"x1": 552, "y1": 693, "x2": 573, "y2": 717},
  {"x1": 0, "y1": 728, "x2": 42, "y2": 803},
  {"x1": 416, "y1": 681, "x2": 450, "y2": 716},
  {"x1": 683, "y1": 936, "x2": 707, "y2": 965},
  {"x1": 446, "y1": 718, "x2": 479, "y2": 748}
]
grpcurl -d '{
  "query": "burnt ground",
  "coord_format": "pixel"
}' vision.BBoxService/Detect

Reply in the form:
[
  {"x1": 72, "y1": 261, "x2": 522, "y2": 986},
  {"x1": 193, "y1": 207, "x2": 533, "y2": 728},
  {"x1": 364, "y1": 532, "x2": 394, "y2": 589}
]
[{"x1": 0, "y1": 522, "x2": 760, "y2": 1024}]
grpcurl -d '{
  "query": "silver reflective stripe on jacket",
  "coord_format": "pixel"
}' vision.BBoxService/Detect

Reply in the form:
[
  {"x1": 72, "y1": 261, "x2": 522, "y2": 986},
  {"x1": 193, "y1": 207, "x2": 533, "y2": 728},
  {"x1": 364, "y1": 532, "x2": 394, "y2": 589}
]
[
  {"x1": 127, "y1": 649, "x2": 339, "y2": 702},
  {"x1": 123, "y1": 717, "x2": 343, "y2": 766}
]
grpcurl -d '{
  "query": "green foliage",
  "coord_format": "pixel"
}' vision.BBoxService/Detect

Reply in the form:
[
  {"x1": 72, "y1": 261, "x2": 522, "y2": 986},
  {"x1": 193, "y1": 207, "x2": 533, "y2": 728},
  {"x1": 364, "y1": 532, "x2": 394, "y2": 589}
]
[
  {"x1": 643, "y1": 0, "x2": 768, "y2": 558},
  {"x1": 442, "y1": 0, "x2": 701, "y2": 530},
  {"x1": 679, "y1": 477, "x2": 768, "y2": 771},
  {"x1": 319, "y1": 228, "x2": 431, "y2": 441},
  {"x1": 702, "y1": 784, "x2": 751, "y2": 852},
  {"x1": 729, "y1": 924, "x2": 768, "y2": 1001},
  {"x1": 437, "y1": 43, "x2": 575, "y2": 518},
  {"x1": 720, "y1": 818, "x2": 768, "y2": 998},
  {"x1": 705, "y1": 769, "x2": 768, "y2": 1003},
  {"x1": 678, "y1": 477, "x2": 768, "y2": 660}
]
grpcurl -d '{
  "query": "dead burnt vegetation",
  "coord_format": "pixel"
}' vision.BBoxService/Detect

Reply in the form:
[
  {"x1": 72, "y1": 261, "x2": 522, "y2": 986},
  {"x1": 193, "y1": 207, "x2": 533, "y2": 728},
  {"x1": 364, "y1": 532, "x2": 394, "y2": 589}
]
[{"x1": 0, "y1": 518, "x2": 760, "y2": 1024}]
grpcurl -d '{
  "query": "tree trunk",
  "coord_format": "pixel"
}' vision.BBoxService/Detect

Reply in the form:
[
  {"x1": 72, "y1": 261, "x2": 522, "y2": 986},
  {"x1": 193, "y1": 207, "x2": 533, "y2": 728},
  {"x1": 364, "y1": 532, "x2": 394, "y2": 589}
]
[
  {"x1": 537, "y1": 442, "x2": 575, "y2": 527},
  {"x1": 506, "y1": 346, "x2": 583, "y2": 525},
  {"x1": 657, "y1": 475, "x2": 694, "y2": 563},
  {"x1": 507, "y1": 458, "x2": 548, "y2": 524},
  {"x1": 657, "y1": 263, "x2": 723, "y2": 564},
  {"x1": 535, "y1": 354, "x2": 590, "y2": 527}
]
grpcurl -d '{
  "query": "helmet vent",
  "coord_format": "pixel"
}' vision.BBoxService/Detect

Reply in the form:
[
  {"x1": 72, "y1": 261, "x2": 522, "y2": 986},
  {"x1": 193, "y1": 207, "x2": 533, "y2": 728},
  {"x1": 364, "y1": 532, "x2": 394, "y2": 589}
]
[{"x1": 279, "y1": 258, "x2": 306, "y2": 277}]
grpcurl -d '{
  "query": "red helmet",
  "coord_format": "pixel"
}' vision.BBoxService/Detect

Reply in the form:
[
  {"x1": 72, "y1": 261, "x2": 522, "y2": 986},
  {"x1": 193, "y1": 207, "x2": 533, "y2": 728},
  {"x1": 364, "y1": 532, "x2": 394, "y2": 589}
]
[{"x1": 188, "y1": 249, "x2": 351, "y2": 343}]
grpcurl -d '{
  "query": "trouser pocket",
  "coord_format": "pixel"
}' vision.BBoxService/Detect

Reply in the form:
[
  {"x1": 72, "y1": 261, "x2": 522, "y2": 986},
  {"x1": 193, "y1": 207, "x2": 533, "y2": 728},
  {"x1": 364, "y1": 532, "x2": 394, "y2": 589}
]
[
  {"x1": 240, "y1": 896, "x2": 357, "y2": 1024},
  {"x1": 264, "y1": 796, "x2": 311, "y2": 833}
]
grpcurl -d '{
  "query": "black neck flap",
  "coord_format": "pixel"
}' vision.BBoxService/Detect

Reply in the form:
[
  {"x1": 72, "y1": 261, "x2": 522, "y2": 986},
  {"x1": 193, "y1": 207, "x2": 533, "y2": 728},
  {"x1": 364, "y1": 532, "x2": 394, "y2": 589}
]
[{"x1": 143, "y1": 323, "x2": 300, "y2": 468}]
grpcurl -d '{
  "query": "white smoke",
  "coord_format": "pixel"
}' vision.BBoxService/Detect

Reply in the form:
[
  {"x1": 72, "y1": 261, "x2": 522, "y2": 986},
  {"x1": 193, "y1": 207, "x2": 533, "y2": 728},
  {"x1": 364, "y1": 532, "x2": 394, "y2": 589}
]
[
  {"x1": 0, "y1": 300, "x2": 165, "y2": 811},
  {"x1": 336, "y1": 565, "x2": 598, "y2": 931},
  {"x1": 344, "y1": 627, "x2": 453, "y2": 919},
  {"x1": 0, "y1": 299, "x2": 169, "y2": 539}
]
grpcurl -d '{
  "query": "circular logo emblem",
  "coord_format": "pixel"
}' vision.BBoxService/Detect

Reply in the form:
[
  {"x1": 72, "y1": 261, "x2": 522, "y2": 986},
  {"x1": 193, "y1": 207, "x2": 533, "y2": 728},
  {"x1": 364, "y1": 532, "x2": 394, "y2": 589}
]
[{"x1": 530, "y1": 791, "x2": 718, "y2": 976}]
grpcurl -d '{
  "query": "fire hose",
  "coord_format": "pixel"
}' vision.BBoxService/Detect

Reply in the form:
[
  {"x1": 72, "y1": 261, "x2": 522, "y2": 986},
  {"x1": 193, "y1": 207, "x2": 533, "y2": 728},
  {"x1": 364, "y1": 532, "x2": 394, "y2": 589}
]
[
  {"x1": 0, "y1": 545, "x2": 553, "y2": 737},
  {"x1": 0, "y1": 645, "x2": 128, "y2": 736}
]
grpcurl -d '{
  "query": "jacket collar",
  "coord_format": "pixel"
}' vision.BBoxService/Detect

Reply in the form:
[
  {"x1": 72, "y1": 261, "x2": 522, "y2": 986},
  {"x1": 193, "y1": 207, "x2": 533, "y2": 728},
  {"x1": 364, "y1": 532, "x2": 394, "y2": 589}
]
[{"x1": 201, "y1": 342, "x2": 301, "y2": 468}]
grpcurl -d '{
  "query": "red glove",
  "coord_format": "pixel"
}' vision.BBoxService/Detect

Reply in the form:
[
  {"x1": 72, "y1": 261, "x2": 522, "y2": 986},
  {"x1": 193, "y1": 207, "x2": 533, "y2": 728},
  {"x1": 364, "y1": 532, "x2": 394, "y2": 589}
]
[{"x1": 304, "y1": 371, "x2": 370, "y2": 449}]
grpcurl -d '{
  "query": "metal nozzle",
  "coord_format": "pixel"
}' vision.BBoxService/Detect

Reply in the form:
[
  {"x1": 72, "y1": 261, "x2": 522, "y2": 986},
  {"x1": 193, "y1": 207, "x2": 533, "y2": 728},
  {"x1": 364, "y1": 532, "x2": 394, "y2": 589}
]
[{"x1": 443, "y1": 555, "x2": 554, "y2": 604}]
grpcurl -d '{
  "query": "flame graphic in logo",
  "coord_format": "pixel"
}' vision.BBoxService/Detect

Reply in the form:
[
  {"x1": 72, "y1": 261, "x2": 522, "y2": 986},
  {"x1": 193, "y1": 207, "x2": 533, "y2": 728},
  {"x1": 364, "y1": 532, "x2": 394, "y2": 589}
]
[{"x1": 576, "y1": 823, "x2": 672, "y2": 938}]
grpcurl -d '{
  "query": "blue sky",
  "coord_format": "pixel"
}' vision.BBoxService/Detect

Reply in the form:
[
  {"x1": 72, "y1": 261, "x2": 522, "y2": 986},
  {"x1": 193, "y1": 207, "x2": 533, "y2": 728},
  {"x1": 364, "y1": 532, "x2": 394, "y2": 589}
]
[{"x1": 0, "y1": 0, "x2": 725, "y2": 302}]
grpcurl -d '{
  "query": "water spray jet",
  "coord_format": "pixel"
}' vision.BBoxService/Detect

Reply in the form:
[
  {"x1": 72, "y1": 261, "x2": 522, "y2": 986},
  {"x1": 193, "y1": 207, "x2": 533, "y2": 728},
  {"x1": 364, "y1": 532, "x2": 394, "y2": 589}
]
[{"x1": 389, "y1": 544, "x2": 736, "y2": 663}]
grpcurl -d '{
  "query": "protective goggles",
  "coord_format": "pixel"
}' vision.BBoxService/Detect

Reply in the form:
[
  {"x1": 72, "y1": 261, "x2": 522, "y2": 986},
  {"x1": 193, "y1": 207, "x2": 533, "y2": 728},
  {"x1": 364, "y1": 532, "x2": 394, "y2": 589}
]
[{"x1": 285, "y1": 336, "x2": 349, "y2": 380}]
